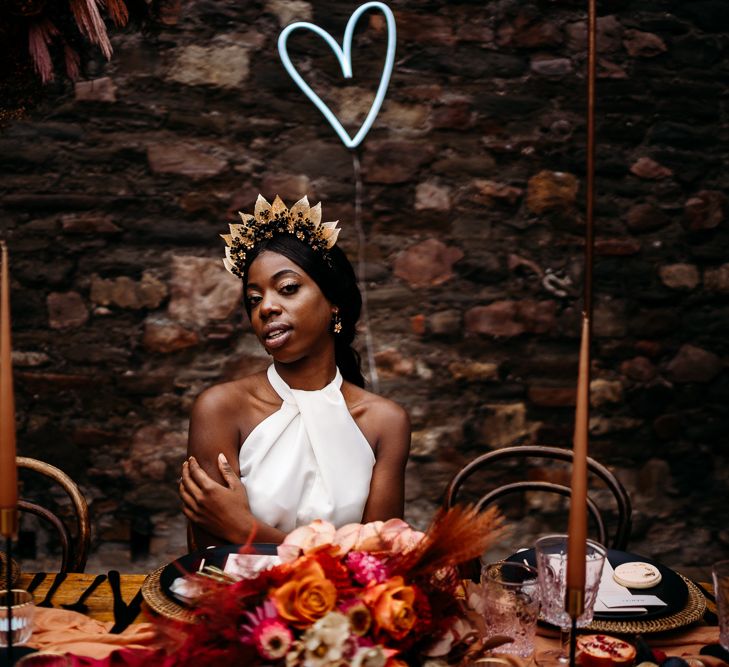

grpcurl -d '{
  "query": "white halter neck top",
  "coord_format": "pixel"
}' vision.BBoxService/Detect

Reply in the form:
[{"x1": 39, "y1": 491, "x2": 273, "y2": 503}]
[{"x1": 239, "y1": 364, "x2": 375, "y2": 533}]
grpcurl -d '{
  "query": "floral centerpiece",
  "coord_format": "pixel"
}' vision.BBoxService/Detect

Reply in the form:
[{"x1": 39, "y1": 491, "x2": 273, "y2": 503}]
[{"x1": 163, "y1": 506, "x2": 507, "y2": 667}]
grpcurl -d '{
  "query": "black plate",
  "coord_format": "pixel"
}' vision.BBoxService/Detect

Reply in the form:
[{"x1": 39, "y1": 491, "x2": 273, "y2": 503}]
[
  {"x1": 506, "y1": 548, "x2": 688, "y2": 622},
  {"x1": 160, "y1": 543, "x2": 279, "y2": 606}
]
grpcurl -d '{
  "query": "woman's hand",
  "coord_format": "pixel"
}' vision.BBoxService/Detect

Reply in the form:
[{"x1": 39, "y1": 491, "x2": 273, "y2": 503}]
[{"x1": 179, "y1": 453, "x2": 254, "y2": 543}]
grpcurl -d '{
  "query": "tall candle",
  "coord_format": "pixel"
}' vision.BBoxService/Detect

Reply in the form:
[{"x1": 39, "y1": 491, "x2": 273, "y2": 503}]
[
  {"x1": 565, "y1": 315, "x2": 590, "y2": 617},
  {"x1": 0, "y1": 241, "x2": 18, "y2": 538}
]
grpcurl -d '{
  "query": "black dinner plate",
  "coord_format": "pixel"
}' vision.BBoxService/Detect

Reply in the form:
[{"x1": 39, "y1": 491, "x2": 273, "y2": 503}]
[
  {"x1": 160, "y1": 543, "x2": 279, "y2": 606},
  {"x1": 505, "y1": 548, "x2": 688, "y2": 622}
]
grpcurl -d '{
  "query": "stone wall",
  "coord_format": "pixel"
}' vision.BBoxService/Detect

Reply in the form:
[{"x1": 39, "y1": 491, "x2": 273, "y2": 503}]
[{"x1": 1, "y1": 0, "x2": 728, "y2": 573}]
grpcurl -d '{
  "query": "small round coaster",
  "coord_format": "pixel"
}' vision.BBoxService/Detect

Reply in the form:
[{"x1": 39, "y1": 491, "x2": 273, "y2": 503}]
[{"x1": 613, "y1": 561, "x2": 662, "y2": 588}]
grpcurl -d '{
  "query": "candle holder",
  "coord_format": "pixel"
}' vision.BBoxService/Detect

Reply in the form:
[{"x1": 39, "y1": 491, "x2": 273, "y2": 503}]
[
  {"x1": 1, "y1": 533, "x2": 38, "y2": 667},
  {"x1": 534, "y1": 535, "x2": 606, "y2": 667}
]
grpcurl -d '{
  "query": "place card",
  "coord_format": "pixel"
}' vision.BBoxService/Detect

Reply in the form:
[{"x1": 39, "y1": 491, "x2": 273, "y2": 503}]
[
  {"x1": 599, "y1": 594, "x2": 667, "y2": 608},
  {"x1": 594, "y1": 560, "x2": 665, "y2": 613}
]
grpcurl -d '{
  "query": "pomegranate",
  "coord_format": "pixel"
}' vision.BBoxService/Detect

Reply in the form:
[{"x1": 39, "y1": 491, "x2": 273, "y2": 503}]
[{"x1": 577, "y1": 634, "x2": 637, "y2": 667}]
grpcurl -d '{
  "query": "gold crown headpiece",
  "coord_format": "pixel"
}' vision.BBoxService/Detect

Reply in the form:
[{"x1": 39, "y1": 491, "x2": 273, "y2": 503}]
[{"x1": 221, "y1": 194, "x2": 341, "y2": 280}]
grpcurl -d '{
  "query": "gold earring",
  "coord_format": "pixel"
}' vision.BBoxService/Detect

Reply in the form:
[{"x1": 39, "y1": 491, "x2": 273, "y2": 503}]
[{"x1": 332, "y1": 311, "x2": 342, "y2": 334}]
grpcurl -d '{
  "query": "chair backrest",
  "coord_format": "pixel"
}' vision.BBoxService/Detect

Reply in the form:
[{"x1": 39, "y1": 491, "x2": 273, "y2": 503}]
[
  {"x1": 17, "y1": 456, "x2": 90, "y2": 573},
  {"x1": 443, "y1": 445, "x2": 632, "y2": 551}
]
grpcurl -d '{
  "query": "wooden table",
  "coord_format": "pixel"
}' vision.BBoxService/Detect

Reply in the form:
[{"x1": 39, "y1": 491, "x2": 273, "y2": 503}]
[
  {"x1": 8, "y1": 572, "x2": 725, "y2": 666},
  {"x1": 18, "y1": 572, "x2": 148, "y2": 623}
]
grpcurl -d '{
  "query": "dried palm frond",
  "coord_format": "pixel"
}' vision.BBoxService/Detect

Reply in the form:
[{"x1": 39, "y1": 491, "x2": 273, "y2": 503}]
[
  {"x1": 63, "y1": 43, "x2": 81, "y2": 80},
  {"x1": 389, "y1": 504, "x2": 505, "y2": 579},
  {"x1": 106, "y1": 0, "x2": 129, "y2": 27},
  {"x1": 28, "y1": 19, "x2": 59, "y2": 83},
  {"x1": 70, "y1": 0, "x2": 112, "y2": 59}
]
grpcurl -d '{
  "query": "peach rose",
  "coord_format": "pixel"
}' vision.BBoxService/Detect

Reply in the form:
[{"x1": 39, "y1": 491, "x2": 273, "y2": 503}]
[
  {"x1": 271, "y1": 558, "x2": 337, "y2": 627},
  {"x1": 332, "y1": 521, "x2": 385, "y2": 553},
  {"x1": 379, "y1": 518, "x2": 425, "y2": 553},
  {"x1": 362, "y1": 576, "x2": 416, "y2": 640},
  {"x1": 355, "y1": 521, "x2": 385, "y2": 551},
  {"x1": 277, "y1": 520, "x2": 338, "y2": 563},
  {"x1": 334, "y1": 519, "x2": 425, "y2": 555},
  {"x1": 332, "y1": 522, "x2": 362, "y2": 553}
]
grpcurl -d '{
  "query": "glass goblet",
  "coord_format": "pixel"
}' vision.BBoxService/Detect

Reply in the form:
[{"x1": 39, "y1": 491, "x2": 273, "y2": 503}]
[
  {"x1": 480, "y1": 561, "x2": 540, "y2": 658},
  {"x1": 534, "y1": 534, "x2": 607, "y2": 667},
  {"x1": 0, "y1": 589, "x2": 35, "y2": 647},
  {"x1": 712, "y1": 559, "x2": 729, "y2": 650}
]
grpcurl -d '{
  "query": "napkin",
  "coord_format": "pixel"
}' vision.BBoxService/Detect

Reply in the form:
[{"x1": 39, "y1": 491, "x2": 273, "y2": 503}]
[
  {"x1": 224, "y1": 552, "x2": 280, "y2": 579},
  {"x1": 168, "y1": 576, "x2": 204, "y2": 604},
  {"x1": 594, "y1": 560, "x2": 665, "y2": 613}
]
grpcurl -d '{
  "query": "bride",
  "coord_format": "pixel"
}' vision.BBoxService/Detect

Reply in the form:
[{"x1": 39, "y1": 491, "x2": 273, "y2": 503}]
[{"x1": 179, "y1": 195, "x2": 411, "y2": 547}]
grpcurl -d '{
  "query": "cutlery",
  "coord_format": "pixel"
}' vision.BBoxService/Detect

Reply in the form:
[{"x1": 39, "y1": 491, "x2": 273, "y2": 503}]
[
  {"x1": 689, "y1": 579, "x2": 718, "y2": 624},
  {"x1": 703, "y1": 607, "x2": 718, "y2": 625},
  {"x1": 26, "y1": 572, "x2": 47, "y2": 594},
  {"x1": 694, "y1": 580, "x2": 716, "y2": 603},
  {"x1": 37, "y1": 572, "x2": 68, "y2": 608},
  {"x1": 107, "y1": 570, "x2": 128, "y2": 630},
  {"x1": 61, "y1": 574, "x2": 107, "y2": 613},
  {"x1": 110, "y1": 588, "x2": 143, "y2": 634}
]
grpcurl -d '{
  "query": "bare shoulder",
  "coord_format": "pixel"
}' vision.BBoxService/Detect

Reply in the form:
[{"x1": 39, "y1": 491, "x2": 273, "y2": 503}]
[
  {"x1": 192, "y1": 371, "x2": 274, "y2": 423},
  {"x1": 342, "y1": 382, "x2": 410, "y2": 455},
  {"x1": 343, "y1": 382, "x2": 409, "y2": 424}
]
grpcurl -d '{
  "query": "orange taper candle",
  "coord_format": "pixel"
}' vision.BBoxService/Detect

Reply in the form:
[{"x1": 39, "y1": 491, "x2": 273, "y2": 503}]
[
  {"x1": 0, "y1": 241, "x2": 18, "y2": 538},
  {"x1": 565, "y1": 314, "x2": 590, "y2": 617}
]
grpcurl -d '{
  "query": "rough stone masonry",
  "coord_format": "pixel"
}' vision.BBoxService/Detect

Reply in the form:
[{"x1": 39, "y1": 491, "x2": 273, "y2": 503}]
[{"x1": 1, "y1": 0, "x2": 727, "y2": 572}]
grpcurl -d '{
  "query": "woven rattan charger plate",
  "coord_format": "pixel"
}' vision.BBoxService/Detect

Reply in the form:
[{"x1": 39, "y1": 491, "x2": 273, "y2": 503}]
[
  {"x1": 142, "y1": 564, "x2": 196, "y2": 623},
  {"x1": 583, "y1": 574, "x2": 706, "y2": 634}
]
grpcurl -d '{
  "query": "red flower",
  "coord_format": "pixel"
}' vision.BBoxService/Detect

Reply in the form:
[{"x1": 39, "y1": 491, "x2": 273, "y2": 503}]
[{"x1": 310, "y1": 545, "x2": 354, "y2": 593}]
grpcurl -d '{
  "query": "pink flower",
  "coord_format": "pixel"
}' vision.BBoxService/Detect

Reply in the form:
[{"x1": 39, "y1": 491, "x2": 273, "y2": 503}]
[
  {"x1": 239, "y1": 599, "x2": 279, "y2": 642},
  {"x1": 253, "y1": 618, "x2": 292, "y2": 660},
  {"x1": 238, "y1": 599, "x2": 293, "y2": 660},
  {"x1": 346, "y1": 551, "x2": 389, "y2": 585}
]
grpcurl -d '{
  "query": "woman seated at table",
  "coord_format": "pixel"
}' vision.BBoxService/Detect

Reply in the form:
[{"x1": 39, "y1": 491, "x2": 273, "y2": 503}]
[{"x1": 179, "y1": 195, "x2": 411, "y2": 548}]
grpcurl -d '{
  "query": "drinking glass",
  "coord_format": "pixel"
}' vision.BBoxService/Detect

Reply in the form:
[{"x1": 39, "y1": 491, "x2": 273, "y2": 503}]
[
  {"x1": 0, "y1": 589, "x2": 35, "y2": 647},
  {"x1": 534, "y1": 535, "x2": 607, "y2": 667},
  {"x1": 481, "y1": 561, "x2": 540, "y2": 658},
  {"x1": 713, "y1": 559, "x2": 729, "y2": 650}
]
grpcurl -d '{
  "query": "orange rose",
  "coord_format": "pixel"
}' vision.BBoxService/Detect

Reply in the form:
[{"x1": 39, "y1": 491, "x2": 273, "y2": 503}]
[
  {"x1": 362, "y1": 576, "x2": 416, "y2": 640},
  {"x1": 271, "y1": 557, "x2": 337, "y2": 628}
]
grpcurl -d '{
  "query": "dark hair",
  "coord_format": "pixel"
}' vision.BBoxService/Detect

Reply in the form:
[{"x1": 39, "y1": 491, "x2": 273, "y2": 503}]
[{"x1": 242, "y1": 235, "x2": 365, "y2": 388}]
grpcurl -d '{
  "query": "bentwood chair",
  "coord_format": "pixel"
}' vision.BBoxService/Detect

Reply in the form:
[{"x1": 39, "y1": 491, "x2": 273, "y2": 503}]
[
  {"x1": 443, "y1": 445, "x2": 632, "y2": 578},
  {"x1": 17, "y1": 456, "x2": 91, "y2": 573}
]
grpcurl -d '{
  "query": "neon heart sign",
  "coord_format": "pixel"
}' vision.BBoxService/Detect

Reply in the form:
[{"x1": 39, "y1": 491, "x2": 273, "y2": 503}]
[{"x1": 277, "y1": 2, "x2": 396, "y2": 149}]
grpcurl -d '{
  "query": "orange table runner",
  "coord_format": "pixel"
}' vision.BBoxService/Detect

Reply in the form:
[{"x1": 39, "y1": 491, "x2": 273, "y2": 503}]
[{"x1": 28, "y1": 607, "x2": 159, "y2": 658}]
